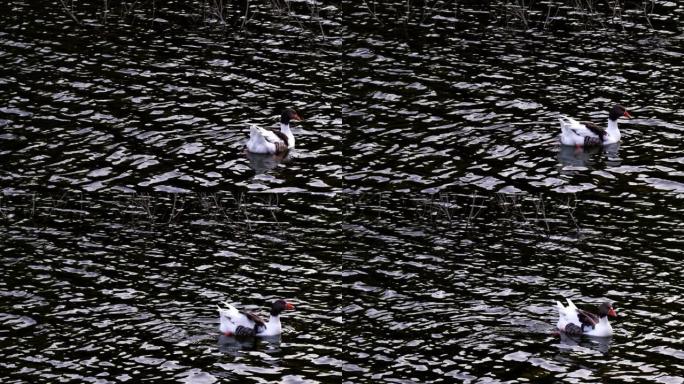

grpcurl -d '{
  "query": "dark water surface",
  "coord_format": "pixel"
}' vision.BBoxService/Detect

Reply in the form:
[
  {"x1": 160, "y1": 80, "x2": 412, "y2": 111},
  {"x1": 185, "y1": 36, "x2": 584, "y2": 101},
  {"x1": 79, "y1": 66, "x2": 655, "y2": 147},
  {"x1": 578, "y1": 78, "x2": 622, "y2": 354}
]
[
  {"x1": 343, "y1": 193, "x2": 684, "y2": 383},
  {"x1": 345, "y1": 1, "x2": 684, "y2": 194},
  {"x1": 0, "y1": 193, "x2": 343, "y2": 383},
  {"x1": 2, "y1": 0, "x2": 684, "y2": 383},
  {"x1": 0, "y1": 1, "x2": 343, "y2": 194}
]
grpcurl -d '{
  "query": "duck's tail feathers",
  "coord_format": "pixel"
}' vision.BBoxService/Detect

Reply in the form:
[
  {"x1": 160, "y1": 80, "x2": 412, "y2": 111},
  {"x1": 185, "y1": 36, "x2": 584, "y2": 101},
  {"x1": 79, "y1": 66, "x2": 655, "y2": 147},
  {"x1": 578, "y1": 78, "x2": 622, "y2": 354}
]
[
  {"x1": 248, "y1": 124, "x2": 261, "y2": 138},
  {"x1": 221, "y1": 301, "x2": 242, "y2": 316},
  {"x1": 556, "y1": 300, "x2": 566, "y2": 313},
  {"x1": 558, "y1": 117, "x2": 573, "y2": 136}
]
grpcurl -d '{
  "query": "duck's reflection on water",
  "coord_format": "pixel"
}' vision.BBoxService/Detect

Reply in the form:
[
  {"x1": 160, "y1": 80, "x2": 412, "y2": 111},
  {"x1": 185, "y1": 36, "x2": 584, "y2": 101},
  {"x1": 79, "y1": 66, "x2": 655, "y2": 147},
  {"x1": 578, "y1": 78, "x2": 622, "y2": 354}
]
[
  {"x1": 245, "y1": 150, "x2": 291, "y2": 175},
  {"x1": 557, "y1": 143, "x2": 621, "y2": 168},
  {"x1": 558, "y1": 332, "x2": 613, "y2": 354},
  {"x1": 218, "y1": 334, "x2": 282, "y2": 356}
]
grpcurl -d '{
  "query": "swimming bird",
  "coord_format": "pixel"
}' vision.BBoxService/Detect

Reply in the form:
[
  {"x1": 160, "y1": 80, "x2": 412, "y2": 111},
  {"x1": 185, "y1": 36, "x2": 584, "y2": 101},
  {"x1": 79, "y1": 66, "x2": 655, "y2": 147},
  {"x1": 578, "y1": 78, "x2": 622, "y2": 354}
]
[
  {"x1": 556, "y1": 299, "x2": 617, "y2": 337},
  {"x1": 217, "y1": 299, "x2": 295, "y2": 337},
  {"x1": 245, "y1": 108, "x2": 302, "y2": 154},
  {"x1": 559, "y1": 104, "x2": 632, "y2": 147}
]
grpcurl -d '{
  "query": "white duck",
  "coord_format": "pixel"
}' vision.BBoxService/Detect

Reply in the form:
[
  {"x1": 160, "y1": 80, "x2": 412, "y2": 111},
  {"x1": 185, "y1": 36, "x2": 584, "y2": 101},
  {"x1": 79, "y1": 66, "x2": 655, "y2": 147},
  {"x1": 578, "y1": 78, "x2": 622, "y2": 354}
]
[
  {"x1": 217, "y1": 299, "x2": 295, "y2": 337},
  {"x1": 556, "y1": 299, "x2": 617, "y2": 337},
  {"x1": 559, "y1": 104, "x2": 632, "y2": 147},
  {"x1": 245, "y1": 108, "x2": 302, "y2": 154}
]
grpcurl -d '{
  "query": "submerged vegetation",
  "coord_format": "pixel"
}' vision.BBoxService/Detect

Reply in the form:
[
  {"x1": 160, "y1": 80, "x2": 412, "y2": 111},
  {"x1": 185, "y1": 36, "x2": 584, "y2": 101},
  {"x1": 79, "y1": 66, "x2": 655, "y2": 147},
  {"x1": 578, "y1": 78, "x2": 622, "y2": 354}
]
[
  {"x1": 48, "y1": 0, "x2": 674, "y2": 35},
  {"x1": 1, "y1": 191, "x2": 586, "y2": 238},
  {"x1": 346, "y1": 192, "x2": 584, "y2": 238},
  {"x1": 358, "y1": 0, "x2": 673, "y2": 33},
  {"x1": 51, "y1": 0, "x2": 339, "y2": 36},
  {"x1": 0, "y1": 192, "x2": 288, "y2": 230}
]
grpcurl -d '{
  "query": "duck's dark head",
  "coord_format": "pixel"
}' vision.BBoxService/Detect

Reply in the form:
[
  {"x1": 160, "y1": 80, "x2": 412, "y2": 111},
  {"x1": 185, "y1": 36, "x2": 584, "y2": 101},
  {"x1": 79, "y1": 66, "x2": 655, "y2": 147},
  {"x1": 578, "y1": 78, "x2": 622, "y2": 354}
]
[
  {"x1": 270, "y1": 299, "x2": 295, "y2": 316},
  {"x1": 280, "y1": 108, "x2": 302, "y2": 125},
  {"x1": 598, "y1": 302, "x2": 617, "y2": 318},
  {"x1": 609, "y1": 104, "x2": 632, "y2": 121}
]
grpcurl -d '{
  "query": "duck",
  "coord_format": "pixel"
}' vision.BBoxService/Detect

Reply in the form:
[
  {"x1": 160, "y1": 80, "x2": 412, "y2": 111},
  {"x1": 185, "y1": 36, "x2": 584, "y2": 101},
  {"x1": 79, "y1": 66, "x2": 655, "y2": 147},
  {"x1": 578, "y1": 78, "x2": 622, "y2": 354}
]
[
  {"x1": 217, "y1": 299, "x2": 295, "y2": 337},
  {"x1": 559, "y1": 104, "x2": 632, "y2": 147},
  {"x1": 245, "y1": 108, "x2": 302, "y2": 154},
  {"x1": 556, "y1": 299, "x2": 617, "y2": 337}
]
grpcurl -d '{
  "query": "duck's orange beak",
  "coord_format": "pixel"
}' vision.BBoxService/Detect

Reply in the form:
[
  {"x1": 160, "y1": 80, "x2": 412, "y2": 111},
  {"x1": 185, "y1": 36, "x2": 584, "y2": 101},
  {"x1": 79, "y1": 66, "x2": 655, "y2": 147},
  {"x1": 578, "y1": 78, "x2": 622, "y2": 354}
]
[
  {"x1": 292, "y1": 113, "x2": 303, "y2": 122},
  {"x1": 608, "y1": 308, "x2": 617, "y2": 317},
  {"x1": 285, "y1": 302, "x2": 295, "y2": 310},
  {"x1": 623, "y1": 111, "x2": 633, "y2": 119}
]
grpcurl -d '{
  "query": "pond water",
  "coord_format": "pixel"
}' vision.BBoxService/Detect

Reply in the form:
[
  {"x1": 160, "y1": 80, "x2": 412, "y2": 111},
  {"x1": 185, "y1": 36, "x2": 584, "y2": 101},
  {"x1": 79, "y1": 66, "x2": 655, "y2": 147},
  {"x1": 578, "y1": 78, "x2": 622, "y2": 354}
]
[
  {"x1": 0, "y1": 193, "x2": 344, "y2": 383},
  {"x1": 345, "y1": 2, "x2": 684, "y2": 194},
  {"x1": 0, "y1": 1, "x2": 343, "y2": 194},
  {"x1": 343, "y1": 192, "x2": 684, "y2": 383},
  {"x1": 2, "y1": 0, "x2": 684, "y2": 383}
]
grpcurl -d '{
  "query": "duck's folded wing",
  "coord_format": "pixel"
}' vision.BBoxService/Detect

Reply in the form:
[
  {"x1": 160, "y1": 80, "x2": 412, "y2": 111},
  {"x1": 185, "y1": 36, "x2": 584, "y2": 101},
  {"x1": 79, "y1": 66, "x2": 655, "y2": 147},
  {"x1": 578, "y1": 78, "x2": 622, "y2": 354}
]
[
  {"x1": 577, "y1": 309, "x2": 599, "y2": 328},
  {"x1": 581, "y1": 121, "x2": 606, "y2": 138},
  {"x1": 271, "y1": 131, "x2": 289, "y2": 146},
  {"x1": 260, "y1": 128, "x2": 283, "y2": 144},
  {"x1": 241, "y1": 311, "x2": 266, "y2": 327}
]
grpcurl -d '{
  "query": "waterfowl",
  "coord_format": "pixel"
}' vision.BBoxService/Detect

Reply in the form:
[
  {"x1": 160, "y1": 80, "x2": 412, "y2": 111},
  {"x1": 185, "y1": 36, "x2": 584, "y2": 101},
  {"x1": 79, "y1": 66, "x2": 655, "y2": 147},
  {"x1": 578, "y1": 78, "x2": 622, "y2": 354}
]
[
  {"x1": 217, "y1": 299, "x2": 295, "y2": 337},
  {"x1": 556, "y1": 299, "x2": 617, "y2": 337},
  {"x1": 559, "y1": 104, "x2": 632, "y2": 147},
  {"x1": 245, "y1": 108, "x2": 302, "y2": 154}
]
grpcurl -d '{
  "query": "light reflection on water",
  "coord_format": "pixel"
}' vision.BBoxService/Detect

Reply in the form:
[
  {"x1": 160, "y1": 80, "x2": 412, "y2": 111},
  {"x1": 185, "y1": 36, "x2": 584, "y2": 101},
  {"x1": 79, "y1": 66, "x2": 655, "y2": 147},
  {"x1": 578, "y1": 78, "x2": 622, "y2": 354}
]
[
  {"x1": 1, "y1": 0, "x2": 684, "y2": 383},
  {"x1": 344, "y1": 0, "x2": 684, "y2": 195},
  {"x1": 342, "y1": 192, "x2": 684, "y2": 383},
  {"x1": 0, "y1": 193, "x2": 344, "y2": 383}
]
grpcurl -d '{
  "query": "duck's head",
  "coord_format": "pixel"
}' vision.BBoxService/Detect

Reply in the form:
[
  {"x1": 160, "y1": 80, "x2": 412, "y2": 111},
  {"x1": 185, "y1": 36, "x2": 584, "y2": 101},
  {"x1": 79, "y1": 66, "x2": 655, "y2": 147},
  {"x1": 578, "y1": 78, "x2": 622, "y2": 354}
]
[
  {"x1": 609, "y1": 104, "x2": 633, "y2": 121},
  {"x1": 598, "y1": 302, "x2": 617, "y2": 318},
  {"x1": 270, "y1": 299, "x2": 295, "y2": 316},
  {"x1": 281, "y1": 108, "x2": 302, "y2": 125}
]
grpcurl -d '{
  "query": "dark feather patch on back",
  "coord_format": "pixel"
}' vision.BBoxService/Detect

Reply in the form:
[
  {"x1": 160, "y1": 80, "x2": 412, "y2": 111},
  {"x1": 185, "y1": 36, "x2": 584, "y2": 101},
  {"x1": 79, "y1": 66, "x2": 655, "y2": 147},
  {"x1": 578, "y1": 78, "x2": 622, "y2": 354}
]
[
  {"x1": 272, "y1": 131, "x2": 289, "y2": 147},
  {"x1": 577, "y1": 309, "x2": 599, "y2": 329},
  {"x1": 241, "y1": 311, "x2": 266, "y2": 327},
  {"x1": 581, "y1": 121, "x2": 606, "y2": 140}
]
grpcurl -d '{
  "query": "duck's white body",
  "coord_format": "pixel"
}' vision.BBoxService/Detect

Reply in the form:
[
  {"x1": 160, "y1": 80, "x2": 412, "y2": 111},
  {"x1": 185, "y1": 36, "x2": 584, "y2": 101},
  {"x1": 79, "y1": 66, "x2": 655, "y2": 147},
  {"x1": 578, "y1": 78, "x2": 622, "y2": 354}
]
[
  {"x1": 559, "y1": 116, "x2": 620, "y2": 146},
  {"x1": 217, "y1": 301, "x2": 283, "y2": 337},
  {"x1": 556, "y1": 299, "x2": 613, "y2": 337},
  {"x1": 245, "y1": 123, "x2": 295, "y2": 154}
]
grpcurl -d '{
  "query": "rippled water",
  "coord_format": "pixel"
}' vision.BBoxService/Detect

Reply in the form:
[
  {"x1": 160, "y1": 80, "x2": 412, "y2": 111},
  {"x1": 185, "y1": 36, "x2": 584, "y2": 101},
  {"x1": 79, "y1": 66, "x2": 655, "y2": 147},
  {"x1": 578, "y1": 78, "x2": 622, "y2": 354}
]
[
  {"x1": 0, "y1": 1, "x2": 343, "y2": 194},
  {"x1": 343, "y1": 193, "x2": 684, "y2": 382},
  {"x1": 5, "y1": 192, "x2": 681, "y2": 383},
  {"x1": 2, "y1": 0, "x2": 684, "y2": 383},
  {"x1": 1, "y1": 193, "x2": 343, "y2": 383},
  {"x1": 345, "y1": 1, "x2": 684, "y2": 194}
]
